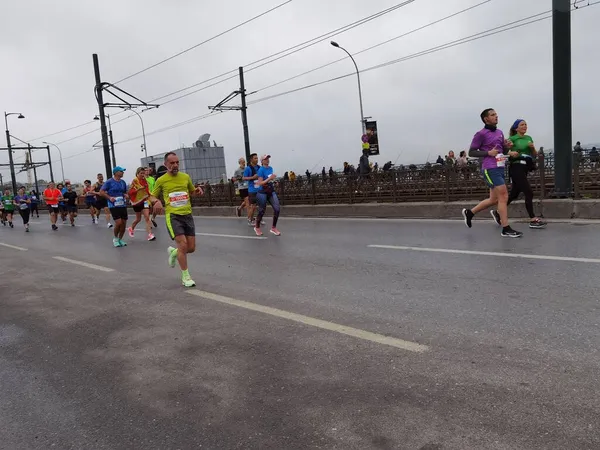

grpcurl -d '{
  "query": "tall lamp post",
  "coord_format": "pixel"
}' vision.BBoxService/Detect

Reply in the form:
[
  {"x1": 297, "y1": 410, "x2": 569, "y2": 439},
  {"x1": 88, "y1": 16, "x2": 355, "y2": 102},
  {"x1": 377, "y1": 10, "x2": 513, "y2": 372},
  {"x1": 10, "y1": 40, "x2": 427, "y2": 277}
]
[
  {"x1": 330, "y1": 41, "x2": 366, "y2": 135},
  {"x1": 43, "y1": 141, "x2": 66, "y2": 183},
  {"x1": 127, "y1": 108, "x2": 148, "y2": 159},
  {"x1": 4, "y1": 111, "x2": 25, "y2": 193},
  {"x1": 93, "y1": 114, "x2": 116, "y2": 167}
]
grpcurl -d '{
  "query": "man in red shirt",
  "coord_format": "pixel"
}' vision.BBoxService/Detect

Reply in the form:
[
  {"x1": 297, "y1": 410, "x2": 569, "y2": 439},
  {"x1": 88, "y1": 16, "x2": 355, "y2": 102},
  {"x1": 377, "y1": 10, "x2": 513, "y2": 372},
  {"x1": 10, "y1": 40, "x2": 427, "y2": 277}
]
[{"x1": 43, "y1": 182, "x2": 63, "y2": 231}]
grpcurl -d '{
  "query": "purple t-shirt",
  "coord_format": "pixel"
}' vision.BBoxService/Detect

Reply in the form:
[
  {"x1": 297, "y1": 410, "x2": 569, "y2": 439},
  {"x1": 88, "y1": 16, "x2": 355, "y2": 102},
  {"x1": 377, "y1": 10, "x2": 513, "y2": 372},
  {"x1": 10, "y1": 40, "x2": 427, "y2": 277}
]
[{"x1": 470, "y1": 128, "x2": 506, "y2": 170}]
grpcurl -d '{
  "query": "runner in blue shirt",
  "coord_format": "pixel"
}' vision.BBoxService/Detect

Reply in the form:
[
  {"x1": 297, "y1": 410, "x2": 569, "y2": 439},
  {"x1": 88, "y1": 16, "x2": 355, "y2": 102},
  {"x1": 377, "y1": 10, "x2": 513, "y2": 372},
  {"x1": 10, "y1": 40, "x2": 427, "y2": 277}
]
[
  {"x1": 100, "y1": 166, "x2": 130, "y2": 247},
  {"x1": 243, "y1": 153, "x2": 260, "y2": 226},
  {"x1": 253, "y1": 154, "x2": 281, "y2": 237}
]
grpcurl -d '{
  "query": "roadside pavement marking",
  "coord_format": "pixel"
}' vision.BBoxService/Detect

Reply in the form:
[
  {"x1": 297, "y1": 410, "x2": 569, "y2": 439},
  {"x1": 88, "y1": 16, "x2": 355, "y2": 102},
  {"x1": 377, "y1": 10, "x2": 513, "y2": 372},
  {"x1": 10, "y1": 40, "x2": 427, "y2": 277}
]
[
  {"x1": 187, "y1": 290, "x2": 428, "y2": 353},
  {"x1": 368, "y1": 245, "x2": 600, "y2": 264},
  {"x1": 0, "y1": 242, "x2": 28, "y2": 251},
  {"x1": 52, "y1": 256, "x2": 114, "y2": 272},
  {"x1": 196, "y1": 232, "x2": 266, "y2": 240}
]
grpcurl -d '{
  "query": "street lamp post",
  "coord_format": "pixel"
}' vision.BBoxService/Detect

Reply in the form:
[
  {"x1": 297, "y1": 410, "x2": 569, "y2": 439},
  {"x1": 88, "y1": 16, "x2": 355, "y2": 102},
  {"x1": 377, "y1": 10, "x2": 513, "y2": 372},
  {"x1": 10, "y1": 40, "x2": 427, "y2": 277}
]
[
  {"x1": 330, "y1": 41, "x2": 366, "y2": 135},
  {"x1": 94, "y1": 114, "x2": 116, "y2": 167},
  {"x1": 4, "y1": 111, "x2": 25, "y2": 193},
  {"x1": 127, "y1": 108, "x2": 148, "y2": 159},
  {"x1": 43, "y1": 141, "x2": 66, "y2": 183}
]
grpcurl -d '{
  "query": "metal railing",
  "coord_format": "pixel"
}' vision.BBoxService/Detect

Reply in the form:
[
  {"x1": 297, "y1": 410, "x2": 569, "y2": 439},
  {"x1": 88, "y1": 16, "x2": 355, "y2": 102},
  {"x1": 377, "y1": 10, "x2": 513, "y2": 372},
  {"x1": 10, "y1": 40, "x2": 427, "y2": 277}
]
[{"x1": 191, "y1": 153, "x2": 600, "y2": 207}]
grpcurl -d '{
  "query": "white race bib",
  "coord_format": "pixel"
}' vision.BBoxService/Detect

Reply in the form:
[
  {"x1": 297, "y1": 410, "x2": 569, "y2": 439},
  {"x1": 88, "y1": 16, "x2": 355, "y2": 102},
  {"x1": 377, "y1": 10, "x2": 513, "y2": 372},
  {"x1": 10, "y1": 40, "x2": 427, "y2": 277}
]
[
  {"x1": 114, "y1": 196, "x2": 125, "y2": 207},
  {"x1": 496, "y1": 153, "x2": 507, "y2": 168},
  {"x1": 168, "y1": 191, "x2": 189, "y2": 208},
  {"x1": 19, "y1": 203, "x2": 28, "y2": 210},
  {"x1": 51, "y1": 204, "x2": 59, "y2": 208},
  {"x1": 143, "y1": 201, "x2": 149, "y2": 208}
]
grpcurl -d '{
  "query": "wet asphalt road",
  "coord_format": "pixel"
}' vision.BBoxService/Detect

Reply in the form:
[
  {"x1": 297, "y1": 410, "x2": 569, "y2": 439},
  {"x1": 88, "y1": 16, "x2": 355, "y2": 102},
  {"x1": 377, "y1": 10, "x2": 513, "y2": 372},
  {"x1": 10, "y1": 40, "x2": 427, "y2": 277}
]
[{"x1": 1, "y1": 214, "x2": 599, "y2": 450}]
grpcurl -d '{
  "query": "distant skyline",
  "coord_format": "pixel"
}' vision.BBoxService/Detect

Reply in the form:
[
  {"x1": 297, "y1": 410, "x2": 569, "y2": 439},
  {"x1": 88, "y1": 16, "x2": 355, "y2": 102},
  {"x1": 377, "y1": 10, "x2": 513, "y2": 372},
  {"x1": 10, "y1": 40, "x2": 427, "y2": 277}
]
[{"x1": 2, "y1": 0, "x2": 599, "y2": 186}]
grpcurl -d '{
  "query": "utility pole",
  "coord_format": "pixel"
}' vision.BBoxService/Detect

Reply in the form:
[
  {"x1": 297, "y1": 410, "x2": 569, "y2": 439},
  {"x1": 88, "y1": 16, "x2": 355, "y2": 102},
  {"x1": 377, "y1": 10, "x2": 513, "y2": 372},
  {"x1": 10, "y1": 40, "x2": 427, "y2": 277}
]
[
  {"x1": 239, "y1": 67, "x2": 251, "y2": 162},
  {"x1": 28, "y1": 144, "x2": 40, "y2": 195},
  {"x1": 109, "y1": 127, "x2": 116, "y2": 167},
  {"x1": 93, "y1": 54, "x2": 113, "y2": 179},
  {"x1": 552, "y1": 0, "x2": 572, "y2": 197},
  {"x1": 209, "y1": 66, "x2": 252, "y2": 162},
  {"x1": 46, "y1": 145, "x2": 55, "y2": 183}
]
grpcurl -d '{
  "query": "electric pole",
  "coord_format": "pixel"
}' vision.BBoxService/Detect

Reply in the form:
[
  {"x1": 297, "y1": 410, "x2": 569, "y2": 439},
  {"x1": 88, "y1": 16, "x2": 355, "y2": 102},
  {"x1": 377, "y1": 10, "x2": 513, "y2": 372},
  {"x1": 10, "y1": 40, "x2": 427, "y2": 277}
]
[
  {"x1": 93, "y1": 54, "x2": 112, "y2": 179},
  {"x1": 239, "y1": 67, "x2": 251, "y2": 162},
  {"x1": 552, "y1": 0, "x2": 572, "y2": 197},
  {"x1": 209, "y1": 66, "x2": 252, "y2": 162}
]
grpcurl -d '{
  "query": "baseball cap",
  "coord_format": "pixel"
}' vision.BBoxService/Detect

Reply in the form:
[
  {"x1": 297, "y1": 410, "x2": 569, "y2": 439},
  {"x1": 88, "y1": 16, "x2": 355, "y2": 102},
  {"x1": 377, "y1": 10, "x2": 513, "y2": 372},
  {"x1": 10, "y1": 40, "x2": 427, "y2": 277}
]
[
  {"x1": 112, "y1": 166, "x2": 126, "y2": 174},
  {"x1": 260, "y1": 154, "x2": 271, "y2": 162}
]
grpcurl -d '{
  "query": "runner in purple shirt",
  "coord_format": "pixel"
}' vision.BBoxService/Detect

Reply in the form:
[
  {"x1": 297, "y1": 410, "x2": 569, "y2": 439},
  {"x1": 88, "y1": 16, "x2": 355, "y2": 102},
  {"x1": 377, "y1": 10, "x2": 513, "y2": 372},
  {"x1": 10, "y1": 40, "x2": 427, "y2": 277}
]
[{"x1": 461, "y1": 108, "x2": 523, "y2": 238}]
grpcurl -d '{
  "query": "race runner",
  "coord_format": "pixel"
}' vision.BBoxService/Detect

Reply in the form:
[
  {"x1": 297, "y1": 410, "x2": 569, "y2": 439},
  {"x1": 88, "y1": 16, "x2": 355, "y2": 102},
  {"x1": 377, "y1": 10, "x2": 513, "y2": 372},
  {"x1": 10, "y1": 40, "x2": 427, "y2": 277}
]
[
  {"x1": 233, "y1": 157, "x2": 248, "y2": 218},
  {"x1": 243, "y1": 153, "x2": 260, "y2": 226},
  {"x1": 502, "y1": 118, "x2": 547, "y2": 229},
  {"x1": 100, "y1": 166, "x2": 129, "y2": 247},
  {"x1": 14, "y1": 187, "x2": 31, "y2": 232},
  {"x1": 1, "y1": 189, "x2": 14, "y2": 228},
  {"x1": 29, "y1": 190, "x2": 40, "y2": 218},
  {"x1": 58, "y1": 183, "x2": 68, "y2": 223},
  {"x1": 128, "y1": 167, "x2": 156, "y2": 241},
  {"x1": 94, "y1": 173, "x2": 113, "y2": 228},
  {"x1": 62, "y1": 182, "x2": 79, "y2": 227},
  {"x1": 43, "y1": 182, "x2": 63, "y2": 231},
  {"x1": 462, "y1": 108, "x2": 523, "y2": 238},
  {"x1": 254, "y1": 154, "x2": 281, "y2": 236},
  {"x1": 151, "y1": 152, "x2": 203, "y2": 287},
  {"x1": 145, "y1": 167, "x2": 158, "y2": 228},
  {"x1": 83, "y1": 180, "x2": 98, "y2": 224}
]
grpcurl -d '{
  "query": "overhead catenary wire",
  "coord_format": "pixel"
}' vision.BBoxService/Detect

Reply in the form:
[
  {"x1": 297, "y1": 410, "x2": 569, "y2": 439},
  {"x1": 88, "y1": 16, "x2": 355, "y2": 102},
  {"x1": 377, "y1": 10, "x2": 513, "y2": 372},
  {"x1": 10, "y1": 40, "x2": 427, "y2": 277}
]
[
  {"x1": 113, "y1": 0, "x2": 294, "y2": 85},
  {"x1": 248, "y1": 2, "x2": 600, "y2": 106},
  {"x1": 27, "y1": 0, "x2": 420, "y2": 143}
]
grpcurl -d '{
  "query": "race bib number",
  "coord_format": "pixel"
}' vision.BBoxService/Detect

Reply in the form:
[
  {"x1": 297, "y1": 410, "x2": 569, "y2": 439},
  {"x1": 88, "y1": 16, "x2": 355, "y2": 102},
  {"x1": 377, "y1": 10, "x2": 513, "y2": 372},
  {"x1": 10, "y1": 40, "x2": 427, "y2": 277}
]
[
  {"x1": 143, "y1": 201, "x2": 149, "y2": 208},
  {"x1": 51, "y1": 204, "x2": 59, "y2": 208},
  {"x1": 114, "y1": 196, "x2": 125, "y2": 207},
  {"x1": 19, "y1": 203, "x2": 28, "y2": 210},
  {"x1": 3, "y1": 199, "x2": 11, "y2": 205},
  {"x1": 168, "y1": 191, "x2": 189, "y2": 208},
  {"x1": 496, "y1": 153, "x2": 507, "y2": 168}
]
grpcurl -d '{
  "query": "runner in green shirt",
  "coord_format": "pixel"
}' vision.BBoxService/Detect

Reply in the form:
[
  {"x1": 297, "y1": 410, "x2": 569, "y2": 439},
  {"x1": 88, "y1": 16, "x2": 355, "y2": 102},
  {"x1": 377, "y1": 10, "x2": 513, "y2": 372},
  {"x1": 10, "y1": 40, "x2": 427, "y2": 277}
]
[
  {"x1": 145, "y1": 167, "x2": 158, "y2": 228},
  {"x1": 151, "y1": 152, "x2": 204, "y2": 287},
  {"x1": 505, "y1": 119, "x2": 546, "y2": 229},
  {"x1": 1, "y1": 189, "x2": 15, "y2": 228}
]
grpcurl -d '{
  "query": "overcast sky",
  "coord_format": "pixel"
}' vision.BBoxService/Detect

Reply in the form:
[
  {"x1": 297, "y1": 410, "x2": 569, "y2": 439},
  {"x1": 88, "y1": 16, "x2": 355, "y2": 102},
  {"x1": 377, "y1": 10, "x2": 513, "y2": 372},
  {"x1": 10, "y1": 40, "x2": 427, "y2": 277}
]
[{"x1": 1, "y1": 0, "x2": 598, "y2": 184}]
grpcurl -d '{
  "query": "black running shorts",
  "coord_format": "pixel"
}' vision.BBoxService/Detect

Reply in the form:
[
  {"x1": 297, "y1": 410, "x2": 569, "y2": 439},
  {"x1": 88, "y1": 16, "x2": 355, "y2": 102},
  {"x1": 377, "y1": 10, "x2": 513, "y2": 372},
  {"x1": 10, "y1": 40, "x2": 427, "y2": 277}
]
[
  {"x1": 110, "y1": 207, "x2": 128, "y2": 221},
  {"x1": 166, "y1": 213, "x2": 195, "y2": 240}
]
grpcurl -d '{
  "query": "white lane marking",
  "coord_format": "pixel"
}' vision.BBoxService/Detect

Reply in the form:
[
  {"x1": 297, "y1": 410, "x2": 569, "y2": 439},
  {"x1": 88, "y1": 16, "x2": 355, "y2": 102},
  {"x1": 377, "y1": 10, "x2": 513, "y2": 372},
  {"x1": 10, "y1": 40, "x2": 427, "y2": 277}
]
[
  {"x1": 187, "y1": 290, "x2": 428, "y2": 353},
  {"x1": 195, "y1": 232, "x2": 266, "y2": 240},
  {"x1": 0, "y1": 242, "x2": 28, "y2": 251},
  {"x1": 368, "y1": 245, "x2": 600, "y2": 264},
  {"x1": 52, "y1": 256, "x2": 114, "y2": 272}
]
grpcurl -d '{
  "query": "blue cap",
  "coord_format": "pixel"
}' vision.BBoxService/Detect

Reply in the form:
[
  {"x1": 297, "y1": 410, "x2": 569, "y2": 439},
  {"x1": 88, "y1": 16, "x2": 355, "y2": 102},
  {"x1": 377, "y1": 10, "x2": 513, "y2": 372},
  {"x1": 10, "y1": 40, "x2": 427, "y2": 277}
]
[{"x1": 112, "y1": 166, "x2": 126, "y2": 174}]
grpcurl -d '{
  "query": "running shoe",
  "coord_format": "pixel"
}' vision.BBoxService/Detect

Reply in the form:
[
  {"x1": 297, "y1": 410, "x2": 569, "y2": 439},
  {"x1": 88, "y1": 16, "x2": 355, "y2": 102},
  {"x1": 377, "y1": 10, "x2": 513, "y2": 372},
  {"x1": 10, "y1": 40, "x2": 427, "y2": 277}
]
[
  {"x1": 118, "y1": 239, "x2": 127, "y2": 247},
  {"x1": 113, "y1": 237, "x2": 121, "y2": 247},
  {"x1": 107, "y1": 223, "x2": 113, "y2": 229},
  {"x1": 52, "y1": 224, "x2": 58, "y2": 231},
  {"x1": 261, "y1": 220, "x2": 266, "y2": 225},
  {"x1": 236, "y1": 206, "x2": 242, "y2": 217},
  {"x1": 147, "y1": 233, "x2": 156, "y2": 241},
  {"x1": 248, "y1": 219, "x2": 255, "y2": 227},
  {"x1": 71, "y1": 223, "x2": 75, "y2": 227},
  {"x1": 491, "y1": 210, "x2": 501, "y2": 226},
  {"x1": 25, "y1": 225, "x2": 29, "y2": 233},
  {"x1": 151, "y1": 218, "x2": 158, "y2": 228},
  {"x1": 167, "y1": 246, "x2": 177, "y2": 268},
  {"x1": 529, "y1": 218, "x2": 547, "y2": 229},
  {"x1": 254, "y1": 227, "x2": 263, "y2": 236},
  {"x1": 9, "y1": 222, "x2": 14, "y2": 228},
  {"x1": 270, "y1": 227, "x2": 281, "y2": 236},
  {"x1": 462, "y1": 208, "x2": 474, "y2": 228},
  {"x1": 182, "y1": 275, "x2": 196, "y2": 288},
  {"x1": 128, "y1": 227, "x2": 135, "y2": 238},
  {"x1": 501, "y1": 227, "x2": 523, "y2": 238}
]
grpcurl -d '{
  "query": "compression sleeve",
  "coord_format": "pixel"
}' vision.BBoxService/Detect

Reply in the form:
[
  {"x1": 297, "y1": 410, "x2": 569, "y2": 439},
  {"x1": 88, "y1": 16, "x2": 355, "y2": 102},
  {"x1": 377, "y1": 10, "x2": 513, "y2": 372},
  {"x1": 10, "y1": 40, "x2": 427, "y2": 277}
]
[{"x1": 468, "y1": 148, "x2": 489, "y2": 158}]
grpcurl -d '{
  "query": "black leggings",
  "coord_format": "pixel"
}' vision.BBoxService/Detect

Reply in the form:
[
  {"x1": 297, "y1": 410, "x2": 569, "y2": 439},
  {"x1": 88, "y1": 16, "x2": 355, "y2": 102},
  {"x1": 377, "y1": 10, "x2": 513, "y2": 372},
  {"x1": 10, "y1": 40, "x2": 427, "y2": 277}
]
[
  {"x1": 507, "y1": 163, "x2": 535, "y2": 218},
  {"x1": 30, "y1": 204, "x2": 39, "y2": 215},
  {"x1": 19, "y1": 208, "x2": 30, "y2": 225},
  {"x1": 256, "y1": 192, "x2": 280, "y2": 228}
]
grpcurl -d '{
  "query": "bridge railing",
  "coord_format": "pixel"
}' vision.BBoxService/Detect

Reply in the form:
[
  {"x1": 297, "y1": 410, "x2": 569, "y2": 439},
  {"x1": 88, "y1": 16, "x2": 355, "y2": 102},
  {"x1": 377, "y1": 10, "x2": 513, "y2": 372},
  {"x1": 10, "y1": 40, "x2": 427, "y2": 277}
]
[{"x1": 191, "y1": 153, "x2": 600, "y2": 207}]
